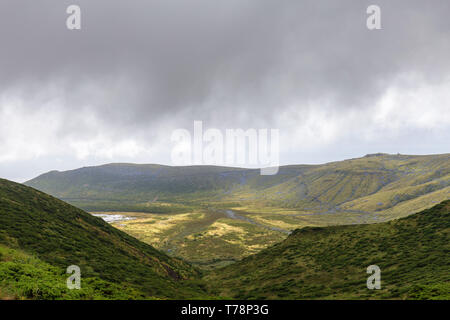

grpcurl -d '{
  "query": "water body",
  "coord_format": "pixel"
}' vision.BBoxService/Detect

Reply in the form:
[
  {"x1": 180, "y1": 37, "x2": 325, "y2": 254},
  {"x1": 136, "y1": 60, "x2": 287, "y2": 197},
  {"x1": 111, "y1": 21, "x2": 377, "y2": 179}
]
[
  {"x1": 224, "y1": 210, "x2": 291, "y2": 234},
  {"x1": 92, "y1": 213, "x2": 136, "y2": 223}
]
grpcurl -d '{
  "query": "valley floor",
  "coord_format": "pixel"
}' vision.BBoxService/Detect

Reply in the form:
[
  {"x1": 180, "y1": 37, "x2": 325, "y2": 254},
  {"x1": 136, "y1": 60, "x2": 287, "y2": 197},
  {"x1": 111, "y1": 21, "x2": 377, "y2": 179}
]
[
  {"x1": 91, "y1": 209, "x2": 288, "y2": 269},
  {"x1": 90, "y1": 195, "x2": 449, "y2": 269}
]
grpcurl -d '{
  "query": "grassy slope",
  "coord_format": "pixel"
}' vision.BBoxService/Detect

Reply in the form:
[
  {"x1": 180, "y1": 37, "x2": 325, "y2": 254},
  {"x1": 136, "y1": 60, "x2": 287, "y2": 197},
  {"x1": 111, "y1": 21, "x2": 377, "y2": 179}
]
[
  {"x1": 204, "y1": 201, "x2": 450, "y2": 300},
  {"x1": 251, "y1": 154, "x2": 449, "y2": 212},
  {"x1": 24, "y1": 163, "x2": 310, "y2": 213},
  {"x1": 24, "y1": 164, "x2": 307, "y2": 204},
  {"x1": 0, "y1": 179, "x2": 207, "y2": 299},
  {"x1": 0, "y1": 244, "x2": 144, "y2": 299}
]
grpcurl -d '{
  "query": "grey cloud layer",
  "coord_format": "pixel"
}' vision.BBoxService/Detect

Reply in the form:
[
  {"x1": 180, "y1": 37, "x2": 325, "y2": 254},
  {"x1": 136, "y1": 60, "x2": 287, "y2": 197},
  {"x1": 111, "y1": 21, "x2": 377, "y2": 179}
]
[
  {"x1": 1, "y1": 0, "x2": 449, "y2": 128},
  {"x1": 0, "y1": 1, "x2": 449, "y2": 181}
]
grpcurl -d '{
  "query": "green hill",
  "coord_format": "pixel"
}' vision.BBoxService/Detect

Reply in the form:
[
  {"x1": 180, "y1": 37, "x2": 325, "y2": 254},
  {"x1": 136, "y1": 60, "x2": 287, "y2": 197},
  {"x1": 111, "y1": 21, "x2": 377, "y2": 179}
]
[
  {"x1": 204, "y1": 200, "x2": 450, "y2": 299},
  {"x1": 24, "y1": 163, "x2": 310, "y2": 212},
  {"x1": 0, "y1": 179, "x2": 207, "y2": 299}
]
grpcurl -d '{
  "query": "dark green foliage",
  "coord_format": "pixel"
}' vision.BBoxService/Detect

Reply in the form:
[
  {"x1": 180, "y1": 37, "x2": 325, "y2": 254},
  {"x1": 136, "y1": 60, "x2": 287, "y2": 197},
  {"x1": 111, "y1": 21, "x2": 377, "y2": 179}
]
[
  {"x1": 205, "y1": 201, "x2": 450, "y2": 299},
  {"x1": 406, "y1": 284, "x2": 450, "y2": 300},
  {"x1": 0, "y1": 245, "x2": 145, "y2": 299},
  {"x1": 0, "y1": 179, "x2": 207, "y2": 299}
]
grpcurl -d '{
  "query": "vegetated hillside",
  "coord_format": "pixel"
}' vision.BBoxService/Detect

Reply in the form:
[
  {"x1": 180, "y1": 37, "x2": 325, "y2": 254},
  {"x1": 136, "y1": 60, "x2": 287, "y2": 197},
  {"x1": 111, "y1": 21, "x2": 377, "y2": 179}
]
[
  {"x1": 252, "y1": 153, "x2": 449, "y2": 211},
  {"x1": 204, "y1": 200, "x2": 450, "y2": 300},
  {"x1": 1, "y1": 178, "x2": 448, "y2": 300},
  {"x1": 0, "y1": 244, "x2": 143, "y2": 299},
  {"x1": 24, "y1": 163, "x2": 311, "y2": 211},
  {"x1": 25, "y1": 154, "x2": 449, "y2": 220},
  {"x1": 0, "y1": 179, "x2": 207, "y2": 299}
]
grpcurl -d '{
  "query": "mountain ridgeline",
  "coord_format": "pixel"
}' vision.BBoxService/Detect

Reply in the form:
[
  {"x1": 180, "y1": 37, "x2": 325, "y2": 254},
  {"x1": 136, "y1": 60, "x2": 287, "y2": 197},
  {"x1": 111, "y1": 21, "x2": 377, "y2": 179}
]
[{"x1": 25, "y1": 153, "x2": 450, "y2": 222}]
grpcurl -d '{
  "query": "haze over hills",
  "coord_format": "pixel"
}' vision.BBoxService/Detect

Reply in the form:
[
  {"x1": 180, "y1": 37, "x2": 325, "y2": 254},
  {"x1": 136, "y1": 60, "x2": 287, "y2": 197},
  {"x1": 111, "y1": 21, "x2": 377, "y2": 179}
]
[
  {"x1": 25, "y1": 153, "x2": 450, "y2": 222},
  {"x1": 0, "y1": 179, "x2": 207, "y2": 299}
]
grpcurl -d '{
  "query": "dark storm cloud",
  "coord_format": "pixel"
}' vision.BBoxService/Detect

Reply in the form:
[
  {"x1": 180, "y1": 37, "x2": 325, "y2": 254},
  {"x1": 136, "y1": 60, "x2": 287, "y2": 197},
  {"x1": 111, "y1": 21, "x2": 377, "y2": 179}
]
[
  {"x1": 1, "y1": 0, "x2": 449, "y2": 131},
  {"x1": 0, "y1": 0, "x2": 449, "y2": 182}
]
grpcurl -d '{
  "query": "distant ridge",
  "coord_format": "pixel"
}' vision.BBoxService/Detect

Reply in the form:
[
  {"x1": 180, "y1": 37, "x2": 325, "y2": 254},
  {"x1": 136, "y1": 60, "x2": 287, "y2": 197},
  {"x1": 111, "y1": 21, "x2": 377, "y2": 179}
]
[{"x1": 25, "y1": 153, "x2": 450, "y2": 222}]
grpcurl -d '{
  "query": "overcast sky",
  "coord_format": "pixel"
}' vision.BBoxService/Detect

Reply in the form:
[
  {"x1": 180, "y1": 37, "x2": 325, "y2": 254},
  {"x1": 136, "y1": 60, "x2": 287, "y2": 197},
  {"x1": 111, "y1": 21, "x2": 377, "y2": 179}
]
[{"x1": 1, "y1": 0, "x2": 449, "y2": 182}]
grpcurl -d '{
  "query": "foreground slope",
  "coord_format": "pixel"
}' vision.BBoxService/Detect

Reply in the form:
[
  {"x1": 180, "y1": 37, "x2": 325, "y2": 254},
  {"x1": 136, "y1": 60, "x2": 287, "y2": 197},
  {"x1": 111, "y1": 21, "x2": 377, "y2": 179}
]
[
  {"x1": 0, "y1": 244, "x2": 145, "y2": 299},
  {"x1": 204, "y1": 201, "x2": 450, "y2": 299},
  {"x1": 0, "y1": 179, "x2": 206, "y2": 299}
]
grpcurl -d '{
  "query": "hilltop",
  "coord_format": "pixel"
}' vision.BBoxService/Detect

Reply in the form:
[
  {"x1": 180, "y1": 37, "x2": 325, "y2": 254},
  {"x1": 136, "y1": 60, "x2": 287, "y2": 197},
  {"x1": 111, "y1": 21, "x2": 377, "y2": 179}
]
[{"x1": 24, "y1": 163, "x2": 310, "y2": 212}]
